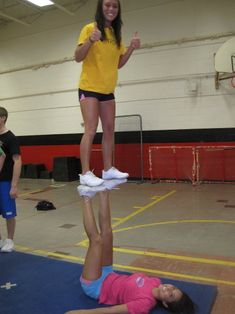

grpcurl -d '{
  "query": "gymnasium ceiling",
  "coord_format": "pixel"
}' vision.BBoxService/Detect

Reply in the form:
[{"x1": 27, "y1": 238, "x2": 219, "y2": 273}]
[{"x1": 0, "y1": 0, "x2": 88, "y2": 27}]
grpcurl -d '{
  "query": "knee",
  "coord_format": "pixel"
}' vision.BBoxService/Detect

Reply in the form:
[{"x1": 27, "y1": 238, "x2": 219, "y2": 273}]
[
  {"x1": 84, "y1": 127, "x2": 97, "y2": 139},
  {"x1": 90, "y1": 233, "x2": 102, "y2": 247},
  {"x1": 102, "y1": 122, "x2": 114, "y2": 135},
  {"x1": 103, "y1": 127, "x2": 114, "y2": 136}
]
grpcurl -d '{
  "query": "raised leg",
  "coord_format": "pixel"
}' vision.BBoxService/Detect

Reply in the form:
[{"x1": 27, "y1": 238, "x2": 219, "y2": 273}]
[
  {"x1": 81, "y1": 189, "x2": 113, "y2": 280},
  {"x1": 81, "y1": 197, "x2": 103, "y2": 281},
  {"x1": 98, "y1": 191, "x2": 113, "y2": 266}
]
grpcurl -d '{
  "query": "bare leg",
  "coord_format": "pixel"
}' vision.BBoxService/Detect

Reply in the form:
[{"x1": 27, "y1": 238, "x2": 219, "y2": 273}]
[
  {"x1": 99, "y1": 100, "x2": 115, "y2": 171},
  {"x1": 6, "y1": 217, "x2": 15, "y2": 240},
  {"x1": 98, "y1": 191, "x2": 113, "y2": 266},
  {"x1": 81, "y1": 197, "x2": 103, "y2": 281},
  {"x1": 80, "y1": 98, "x2": 100, "y2": 174}
]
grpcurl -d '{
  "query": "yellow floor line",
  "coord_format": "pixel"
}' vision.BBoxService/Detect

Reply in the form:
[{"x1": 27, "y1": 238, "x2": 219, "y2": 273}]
[
  {"x1": 18, "y1": 183, "x2": 65, "y2": 198},
  {"x1": 111, "y1": 190, "x2": 176, "y2": 229},
  {"x1": 15, "y1": 245, "x2": 32, "y2": 251},
  {"x1": 113, "y1": 247, "x2": 235, "y2": 267},
  {"x1": 76, "y1": 243, "x2": 235, "y2": 267},
  {"x1": 113, "y1": 263, "x2": 235, "y2": 286},
  {"x1": 15, "y1": 245, "x2": 84, "y2": 263},
  {"x1": 76, "y1": 189, "x2": 176, "y2": 246},
  {"x1": 49, "y1": 184, "x2": 66, "y2": 188},
  {"x1": 77, "y1": 239, "x2": 89, "y2": 247},
  {"x1": 18, "y1": 189, "x2": 45, "y2": 197},
  {"x1": 113, "y1": 219, "x2": 235, "y2": 233},
  {"x1": 15, "y1": 246, "x2": 235, "y2": 287},
  {"x1": 35, "y1": 250, "x2": 84, "y2": 263}
]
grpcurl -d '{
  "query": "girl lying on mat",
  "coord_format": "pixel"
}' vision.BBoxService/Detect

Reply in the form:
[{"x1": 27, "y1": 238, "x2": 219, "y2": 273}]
[{"x1": 66, "y1": 183, "x2": 195, "y2": 314}]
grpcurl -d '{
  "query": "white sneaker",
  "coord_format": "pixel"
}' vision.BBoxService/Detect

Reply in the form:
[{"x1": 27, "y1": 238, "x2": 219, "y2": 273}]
[
  {"x1": 79, "y1": 171, "x2": 104, "y2": 187},
  {"x1": 77, "y1": 185, "x2": 106, "y2": 198},
  {"x1": 0, "y1": 239, "x2": 5, "y2": 249},
  {"x1": 102, "y1": 167, "x2": 129, "y2": 180},
  {"x1": 1, "y1": 238, "x2": 14, "y2": 252},
  {"x1": 103, "y1": 178, "x2": 127, "y2": 190}
]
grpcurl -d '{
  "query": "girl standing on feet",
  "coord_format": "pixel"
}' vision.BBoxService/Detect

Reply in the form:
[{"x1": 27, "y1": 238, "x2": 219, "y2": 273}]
[
  {"x1": 66, "y1": 189, "x2": 196, "y2": 314},
  {"x1": 75, "y1": 0, "x2": 140, "y2": 187}
]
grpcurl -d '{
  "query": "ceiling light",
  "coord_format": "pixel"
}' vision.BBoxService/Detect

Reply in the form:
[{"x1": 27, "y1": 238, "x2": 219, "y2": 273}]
[{"x1": 25, "y1": 0, "x2": 54, "y2": 7}]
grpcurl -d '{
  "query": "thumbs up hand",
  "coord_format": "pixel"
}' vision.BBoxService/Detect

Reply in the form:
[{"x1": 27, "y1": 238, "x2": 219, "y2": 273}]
[
  {"x1": 89, "y1": 23, "x2": 101, "y2": 43},
  {"x1": 130, "y1": 31, "x2": 141, "y2": 49}
]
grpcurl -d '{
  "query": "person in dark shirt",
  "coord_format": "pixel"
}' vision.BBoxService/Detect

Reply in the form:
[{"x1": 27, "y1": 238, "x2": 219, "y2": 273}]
[{"x1": 0, "y1": 107, "x2": 22, "y2": 252}]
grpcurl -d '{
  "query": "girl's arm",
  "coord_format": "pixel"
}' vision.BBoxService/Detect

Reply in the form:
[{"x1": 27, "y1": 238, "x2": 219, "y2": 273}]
[
  {"x1": 74, "y1": 40, "x2": 94, "y2": 63},
  {"x1": 75, "y1": 24, "x2": 101, "y2": 62},
  {"x1": 65, "y1": 304, "x2": 129, "y2": 314},
  {"x1": 10, "y1": 154, "x2": 22, "y2": 199},
  {"x1": 118, "y1": 32, "x2": 140, "y2": 69}
]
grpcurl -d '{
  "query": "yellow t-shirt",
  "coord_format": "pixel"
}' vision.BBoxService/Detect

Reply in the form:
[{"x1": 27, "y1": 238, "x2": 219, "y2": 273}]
[{"x1": 77, "y1": 22, "x2": 126, "y2": 94}]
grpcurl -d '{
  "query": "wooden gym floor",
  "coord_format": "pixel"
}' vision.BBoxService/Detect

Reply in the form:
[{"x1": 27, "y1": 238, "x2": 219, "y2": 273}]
[{"x1": 0, "y1": 179, "x2": 234, "y2": 313}]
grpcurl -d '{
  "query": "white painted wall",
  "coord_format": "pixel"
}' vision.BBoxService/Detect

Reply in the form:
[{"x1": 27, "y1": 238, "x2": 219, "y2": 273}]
[{"x1": 0, "y1": 0, "x2": 235, "y2": 136}]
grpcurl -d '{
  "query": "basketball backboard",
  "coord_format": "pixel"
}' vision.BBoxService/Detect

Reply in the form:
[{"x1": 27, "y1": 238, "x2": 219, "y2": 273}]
[
  {"x1": 215, "y1": 37, "x2": 235, "y2": 73},
  {"x1": 214, "y1": 37, "x2": 235, "y2": 89}
]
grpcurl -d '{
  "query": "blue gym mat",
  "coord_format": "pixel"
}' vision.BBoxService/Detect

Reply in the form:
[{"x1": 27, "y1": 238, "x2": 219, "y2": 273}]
[{"x1": 0, "y1": 251, "x2": 217, "y2": 314}]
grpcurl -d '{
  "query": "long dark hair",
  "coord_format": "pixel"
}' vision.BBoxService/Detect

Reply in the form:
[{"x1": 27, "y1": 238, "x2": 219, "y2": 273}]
[
  {"x1": 163, "y1": 291, "x2": 196, "y2": 314},
  {"x1": 95, "y1": 0, "x2": 123, "y2": 47}
]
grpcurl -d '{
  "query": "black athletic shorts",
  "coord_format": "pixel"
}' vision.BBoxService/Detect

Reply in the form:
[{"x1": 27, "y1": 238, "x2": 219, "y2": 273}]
[{"x1": 78, "y1": 89, "x2": 115, "y2": 102}]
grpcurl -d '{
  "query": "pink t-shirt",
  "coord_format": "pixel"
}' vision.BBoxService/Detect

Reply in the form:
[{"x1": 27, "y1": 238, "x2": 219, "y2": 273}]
[{"x1": 99, "y1": 272, "x2": 161, "y2": 314}]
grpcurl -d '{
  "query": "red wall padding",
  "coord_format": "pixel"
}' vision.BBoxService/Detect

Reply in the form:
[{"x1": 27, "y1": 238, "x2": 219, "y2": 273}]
[
  {"x1": 148, "y1": 142, "x2": 235, "y2": 182},
  {"x1": 20, "y1": 145, "x2": 80, "y2": 171},
  {"x1": 20, "y1": 142, "x2": 235, "y2": 180}
]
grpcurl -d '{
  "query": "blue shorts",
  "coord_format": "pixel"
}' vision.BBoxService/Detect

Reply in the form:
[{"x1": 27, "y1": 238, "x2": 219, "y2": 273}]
[
  {"x1": 80, "y1": 266, "x2": 113, "y2": 300},
  {"x1": 0, "y1": 182, "x2": 17, "y2": 219},
  {"x1": 78, "y1": 89, "x2": 115, "y2": 102}
]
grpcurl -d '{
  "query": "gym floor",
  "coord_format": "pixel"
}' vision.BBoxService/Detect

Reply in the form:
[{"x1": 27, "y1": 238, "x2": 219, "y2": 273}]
[{"x1": 0, "y1": 179, "x2": 234, "y2": 313}]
